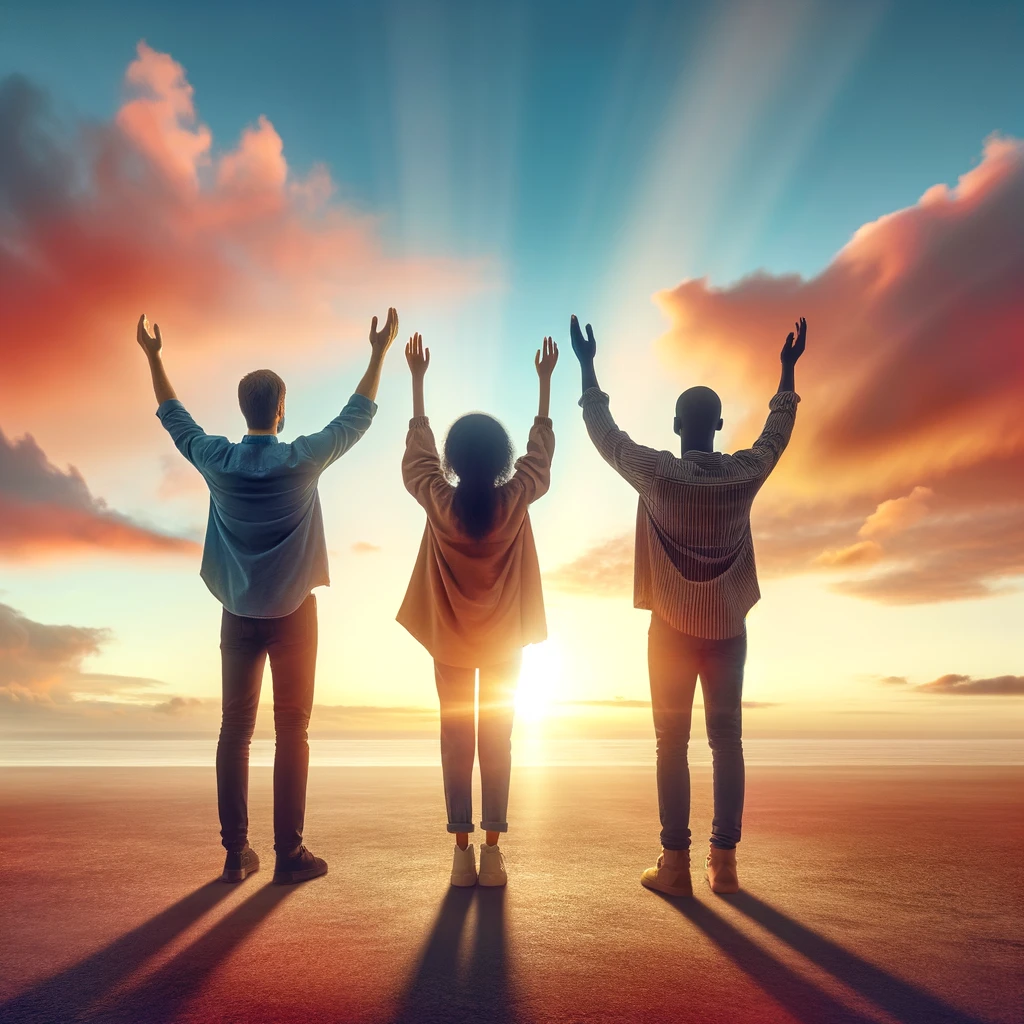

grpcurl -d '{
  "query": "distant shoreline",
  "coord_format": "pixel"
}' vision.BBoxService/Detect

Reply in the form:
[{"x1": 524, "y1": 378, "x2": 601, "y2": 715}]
[{"x1": 1, "y1": 736, "x2": 1021, "y2": 768}]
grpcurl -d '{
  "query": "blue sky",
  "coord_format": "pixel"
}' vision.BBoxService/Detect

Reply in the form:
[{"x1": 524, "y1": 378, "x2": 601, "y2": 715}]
[
  {"x1": 1, "y1": 0, "x2": 1022, "y2": 731},
  {"x1": 4, "y1": 0, "x2": 1022, "y2": 283}
]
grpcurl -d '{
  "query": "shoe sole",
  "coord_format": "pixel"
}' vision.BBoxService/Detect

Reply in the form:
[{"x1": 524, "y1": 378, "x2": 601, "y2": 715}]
[
  {"x1": 450, "y1": 875, "x2": 478, "y2": 887},
  {"x1": 641, "y1": 874, "x2": 693, "y2": 898},
  {"x1": 478, "y1": 875, "x2": 507, "y2": 887},
  {"x1": 273, "y1": 863, "x2": 328, "y2": 885},
  {"x1": 221, "y1": 863, "x2": 259, "y2": 883},
  {"x1": 708, "y1": 879, "x2": 740, "y2": 894}
]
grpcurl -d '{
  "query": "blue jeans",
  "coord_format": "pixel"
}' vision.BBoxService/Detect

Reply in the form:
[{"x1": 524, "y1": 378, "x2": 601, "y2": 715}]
[
  {"x1": 434, "y1": 654, "x2": 521, "y2": 834},
  {"x1": 648, "y1": 613, "x2": 746, "y2": 851}
]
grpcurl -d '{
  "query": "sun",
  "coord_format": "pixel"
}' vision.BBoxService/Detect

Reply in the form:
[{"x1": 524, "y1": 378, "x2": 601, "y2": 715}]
[{"x1": 515, "y1": 641, "x2": 563, "y2": 722}]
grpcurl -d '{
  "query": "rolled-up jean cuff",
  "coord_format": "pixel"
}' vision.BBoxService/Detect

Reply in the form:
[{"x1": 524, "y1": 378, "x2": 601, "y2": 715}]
[
  {"x1": 446, "y1": 823, "x2": 475, "y2": 834},
  {"x1": 480, "y1": 821, "x2": 508, "y2": 833}
]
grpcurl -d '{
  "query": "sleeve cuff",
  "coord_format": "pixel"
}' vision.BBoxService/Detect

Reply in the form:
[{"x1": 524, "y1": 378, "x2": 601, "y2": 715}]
[
  {"x1": 578, "y1": 387, "x2": 610, "y2": 409},
  {"x1": 347, "y1": 392, "x2": 378, "y2": 416},
  {"x1": 156, "y1": 398, "x2": 184, "y2": 419},
  {"x1": 409, "y1": 416, "x2": 430, "y2": 429},
  {"x1": 769, "y1": 391, "x2": 801, "y2": 410}
]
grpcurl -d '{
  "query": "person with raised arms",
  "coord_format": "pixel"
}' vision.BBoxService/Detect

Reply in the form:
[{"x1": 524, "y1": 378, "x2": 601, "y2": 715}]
[
  {"x1": 570, "y1": 313, "x2": 805, "y2": 897},
  {"x1": 137, "y1": 308, "x2": 399, "y2": 885},
  {"x1": 397, "y1": 332, "x2": 558, "y2": 887}
]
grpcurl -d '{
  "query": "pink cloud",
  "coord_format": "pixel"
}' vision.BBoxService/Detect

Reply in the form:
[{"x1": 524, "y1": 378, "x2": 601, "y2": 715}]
[
  {"x1": 0, "y1": 44, "x2": 489, "y2": 444},
  {"x1": 0, "y1": 424, "x2": 198, "y2": 560},
  {"x1": 646, "y1": 136, "x2": 1024, "y2": 604}
]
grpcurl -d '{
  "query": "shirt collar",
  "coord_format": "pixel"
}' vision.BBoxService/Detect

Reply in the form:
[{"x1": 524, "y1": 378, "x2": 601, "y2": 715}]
[{"x1": 242, "y1": 434, "x2": 279, "y2": 445}]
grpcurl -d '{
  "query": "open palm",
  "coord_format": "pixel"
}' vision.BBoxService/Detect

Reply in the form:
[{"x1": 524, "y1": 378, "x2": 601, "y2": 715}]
[
  {"x1": 570, "y1": 314, "x2": 596, "y2": 362},
  {"x1": 136, "y1": 313, "x2": 162, "y2": 357},
  {"x1": 369, "y1": 307, "x2": 399, "y2": 356}
]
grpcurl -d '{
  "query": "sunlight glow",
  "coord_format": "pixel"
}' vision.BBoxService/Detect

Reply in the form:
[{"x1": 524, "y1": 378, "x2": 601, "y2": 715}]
[{"x1": 515, "y1": 641, "x2": 563, "y2": 722}]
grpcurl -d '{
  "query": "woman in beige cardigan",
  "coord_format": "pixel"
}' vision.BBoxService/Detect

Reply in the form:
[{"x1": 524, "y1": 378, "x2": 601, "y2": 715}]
[{"x1": 397, "y1": 332, "x2": 558, "y2": 887}]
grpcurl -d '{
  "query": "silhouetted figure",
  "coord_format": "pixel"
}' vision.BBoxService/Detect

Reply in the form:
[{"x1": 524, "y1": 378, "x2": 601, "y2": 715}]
[
  {"x1": 136, "y1": 308, "x2": 400, "y2": 884},
  {"x1": 571, "y1": 313, "x2": 805, "y2": 897},
  {"x1": 397, "y1": 332, "x2": 558, "y2": 887}
]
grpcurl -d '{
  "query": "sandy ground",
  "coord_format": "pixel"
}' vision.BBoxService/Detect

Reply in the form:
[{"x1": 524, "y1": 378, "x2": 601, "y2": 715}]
[{"x1": 0, "y1": 765, "x2": 1021, "y2": 1024}]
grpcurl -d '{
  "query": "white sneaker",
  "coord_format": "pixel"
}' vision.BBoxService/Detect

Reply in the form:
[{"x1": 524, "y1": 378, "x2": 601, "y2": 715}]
[
  {"x1": 450, "y1": 844, "x2": 477, "y2": 887},
  {"x1": 478, "y1": 843, "x2": 507, "y2": 887}
]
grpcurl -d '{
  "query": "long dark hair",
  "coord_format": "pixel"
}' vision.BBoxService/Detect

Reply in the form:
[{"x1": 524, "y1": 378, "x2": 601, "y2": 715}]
[{"x1": 442, "y1": 413, "x2": 515, "y2": 541}]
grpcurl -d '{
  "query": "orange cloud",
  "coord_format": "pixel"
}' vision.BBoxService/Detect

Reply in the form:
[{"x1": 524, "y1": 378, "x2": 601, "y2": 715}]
[
  {"x1": 914, "y1": 674, "x2": 1024, "y2": 696},
  {"x1": 351, "y1": 541, "x2": 382, "y2": 554},
  {"x1": 0, "y1": 424, "x2": 197, "y2": 560},
  {"x1": 0, "y1": 602, "x2": 106, "y2": 700},
  {"x1": 0, "y1": 44, "x2": 488, "y2": 442},
  {"x1": 814, "y1": 486, "x2": 932, "y2": 568},
  {"x1": 648, "y1": 136, "x2": 1024, "y2": 604},
  {"x1": 544, "y1": 535, "x2": 634, "y2": 596}
]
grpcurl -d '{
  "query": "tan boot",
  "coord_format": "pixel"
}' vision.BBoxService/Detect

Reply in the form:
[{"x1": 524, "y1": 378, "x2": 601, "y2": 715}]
[
  {"x1": 706, "y1": 846, "x2": 739, "y2": 894},
  {"x1": 640, "y1": 848, "x2": 693, "y2": 897}
]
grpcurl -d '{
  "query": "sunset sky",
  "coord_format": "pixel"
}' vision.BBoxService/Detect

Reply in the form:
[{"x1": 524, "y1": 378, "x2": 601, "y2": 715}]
[{"x1": 1, "y1": 0, "x2": 1022, "y2": 743}]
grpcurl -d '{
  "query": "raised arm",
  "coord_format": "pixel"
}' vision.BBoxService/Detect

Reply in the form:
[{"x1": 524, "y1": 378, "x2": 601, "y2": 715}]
[
  {"x1": 400, "y1": 331, "x2": 445, "y2": 506},
  {"x1": 405, "y1": 332, "x2": 429, "y2": 418},
  {"x1": 136, "y1": 314, "x2": 177, "y2": 406},
  {"x1": 735, "y1": 317, "x2": 806, "y2": 476},
  {"x1": 571, "y1": 314, "x2": 659, "y2": 494},
  {"x1": 296, "y1": 310, "x2": 397, "y2": 470},
  {"x1": 778, "y1": 316, "x2": 806, "y2": 393},
  {"x1": 570, "y1": 314, "x2": 600, "y2": 396},
  {"x1": 509, "y1": 338, "x2": 559, "y2": 503},
  {"x1": 354, "y1": 307, "x2": 400, "y2": 402},
  {"x1": 138, "y1": 313, "x2": 223, "y2": 467},
  {"x1": 535, "y1": 336, "x2": 559, "y2": 418}
]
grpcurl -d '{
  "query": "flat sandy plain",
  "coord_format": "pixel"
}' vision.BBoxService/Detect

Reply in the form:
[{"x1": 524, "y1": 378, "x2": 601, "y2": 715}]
[{"x1": 0, "y1": 766, "x2": 1021, "y2": 1024}]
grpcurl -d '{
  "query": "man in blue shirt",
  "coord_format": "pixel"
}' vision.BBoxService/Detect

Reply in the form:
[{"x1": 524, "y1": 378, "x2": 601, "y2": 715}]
[{"x1": 137, "y1": 308, "x2": 399, "y2": 884}]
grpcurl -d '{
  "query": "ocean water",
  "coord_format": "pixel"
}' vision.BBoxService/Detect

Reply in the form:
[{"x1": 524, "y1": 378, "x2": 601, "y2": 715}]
[{"x1": 0, "y1": 737, "x2": 1021, "y2": 767}]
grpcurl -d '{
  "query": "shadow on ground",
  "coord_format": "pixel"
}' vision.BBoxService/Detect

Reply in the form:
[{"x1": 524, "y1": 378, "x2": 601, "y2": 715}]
[
  {"x1": 0, "y1": 880, "x2": 292, "y2": 1024},
  {"x1": 390, "y1": 886, "x2": 518, "y2": 1024},
  {"x1": 0, "y1": 879, "x2": 230, "y2": 1024},
  {"x1": 658, "y1": 888, "x2": 989, "y2": 1024},
  {"x1": 730, "y1": 891, "x2": 989, "y2": 1024}
]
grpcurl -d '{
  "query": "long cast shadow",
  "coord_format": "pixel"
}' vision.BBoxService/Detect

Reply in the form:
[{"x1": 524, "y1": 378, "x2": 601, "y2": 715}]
[
  {"x1": 0, "y1": 878, "x2": 231, "y2": 1024},
  {"x1": 657, "y1": 893, "x2": 878, "y2": 1024},
  {"x1": 391, "y1": 886, "x2": 519, "y2": 1024},
  {"x1": 730, "y1": 891, "x2": 990, "y2": 1024},
  {"x1": 83, "y1": 880, "x2": 294, "y2": 1024}
]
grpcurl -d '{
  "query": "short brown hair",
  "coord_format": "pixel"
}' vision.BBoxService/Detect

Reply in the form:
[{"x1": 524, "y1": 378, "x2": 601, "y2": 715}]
[{"x1": 238, "y1": 369, "x2": 286, "y2": 430}]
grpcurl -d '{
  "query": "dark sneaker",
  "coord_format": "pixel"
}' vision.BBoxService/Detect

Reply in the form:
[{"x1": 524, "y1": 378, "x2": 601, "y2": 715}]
[
  {"x1": 273, "y1": 845, "x2": 328, "y2": 885},
  {"x1": 222, "y1": 844, "x2": 260, "y2": 883}
]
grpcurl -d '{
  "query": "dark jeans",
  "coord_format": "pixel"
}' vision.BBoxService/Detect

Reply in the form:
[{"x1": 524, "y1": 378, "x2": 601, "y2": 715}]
[
  {"x1": 434, "y1": 654, "x2": 521, "y2": 834},
  {"x1": 217, "y1": 594, "x2": 317, "y2": 856},
  {"x1": 648, "y1": 613, "x2": 746, "y2": 852}
]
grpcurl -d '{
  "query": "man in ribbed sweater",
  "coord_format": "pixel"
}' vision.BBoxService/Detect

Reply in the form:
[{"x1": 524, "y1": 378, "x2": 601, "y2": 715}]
[{"x1": 571, "y1": 313, "x2": 805, "y2": 898}]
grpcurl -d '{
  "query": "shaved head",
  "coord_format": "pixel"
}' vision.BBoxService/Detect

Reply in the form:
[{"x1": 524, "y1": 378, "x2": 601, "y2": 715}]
[{"x1": 675, "y1": 386, "x2": 722, "y2": 437}]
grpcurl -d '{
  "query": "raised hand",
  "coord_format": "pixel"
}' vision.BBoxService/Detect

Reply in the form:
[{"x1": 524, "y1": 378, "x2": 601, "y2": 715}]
[
  {"x1": 136, "y1": 313, "x2": 162, "y2": 358},
  {"x1": 369, "y1": 307, "x2": 399, "y2": 358},
  {"x1": 405, "y1": 333, "x2": 430, "y2": 378},
  {"x1": 535, "y1": 336, "x2": 559, "y2": 379},
  {"x1": 781, "y1": 317, "x2": 807, "y2": 366},
  {"x1": 570, "y1": 314, "x2": 597, "y2": 363}
]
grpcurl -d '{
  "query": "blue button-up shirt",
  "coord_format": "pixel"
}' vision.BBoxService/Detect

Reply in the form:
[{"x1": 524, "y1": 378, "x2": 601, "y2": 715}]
[{"x1": 157, "y1": 393, "x2": 377, "y2": 618}]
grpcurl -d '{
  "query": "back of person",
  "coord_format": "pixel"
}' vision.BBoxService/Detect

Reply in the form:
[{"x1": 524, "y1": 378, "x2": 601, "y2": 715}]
[
  {"x1": 140, "y1": 307, "x2": 399, "y2": 886},
  {"x1": 570, "y1": 311, "x2": 805, "y2": 900},
  {"x1": 645, "y1": 460, "x2": 764, "y2": 583},
  {"x1": 398, "y1": 392, "x2": 553, "y2": 669},
  {"x1": 396, "y1": 331, "x2": 558, "y2": 889}
]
